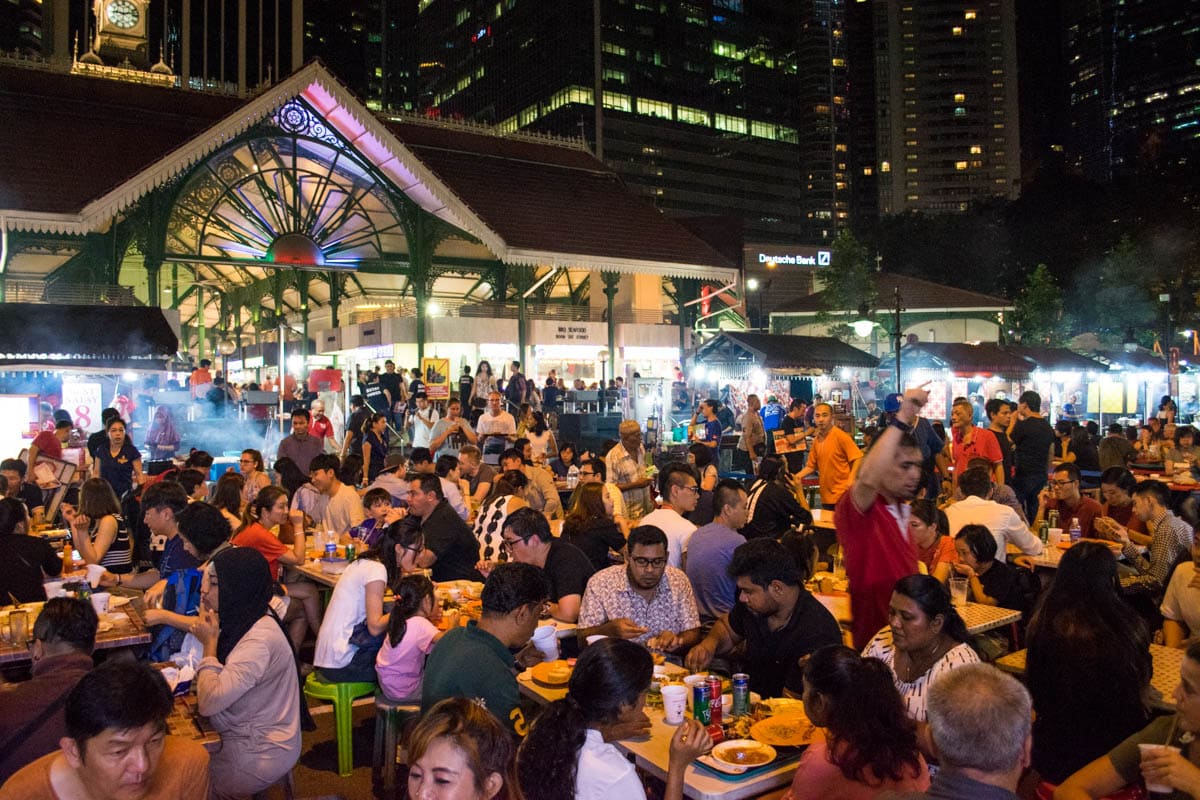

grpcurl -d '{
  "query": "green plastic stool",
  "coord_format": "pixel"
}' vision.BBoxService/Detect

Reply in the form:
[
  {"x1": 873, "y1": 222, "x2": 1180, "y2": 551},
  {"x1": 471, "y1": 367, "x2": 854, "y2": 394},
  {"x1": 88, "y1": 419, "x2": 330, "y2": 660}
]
[{"x1": 303, "y1": 673, "x2": 377, "y2": 776}]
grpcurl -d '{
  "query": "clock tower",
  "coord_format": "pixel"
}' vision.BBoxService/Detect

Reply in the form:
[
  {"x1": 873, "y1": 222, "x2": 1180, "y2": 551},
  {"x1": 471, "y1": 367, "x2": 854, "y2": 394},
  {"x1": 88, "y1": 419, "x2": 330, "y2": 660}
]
[{"x1": 91, "y1": 0, "x2": 149, "y2": 67}]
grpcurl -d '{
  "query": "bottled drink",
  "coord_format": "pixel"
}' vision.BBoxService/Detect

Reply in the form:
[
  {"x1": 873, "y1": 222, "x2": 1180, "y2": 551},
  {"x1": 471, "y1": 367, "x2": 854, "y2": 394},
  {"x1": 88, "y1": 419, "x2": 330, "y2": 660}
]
[{"x1": 1069, "y1": 517, "x2": 1082, "y2": 543}]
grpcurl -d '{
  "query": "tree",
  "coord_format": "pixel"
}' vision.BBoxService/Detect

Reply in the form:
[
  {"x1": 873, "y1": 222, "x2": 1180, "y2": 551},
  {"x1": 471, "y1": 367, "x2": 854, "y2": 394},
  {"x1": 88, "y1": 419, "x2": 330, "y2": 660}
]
[
  {"x1": 1073, "y1": 235, "x2": 1158, "y2": 347},
  {"x1": 1010, "y1": 264, "x2": 1068, "y2": 345},
  {"x1": 816, "y1": 230, "x2": 877, "y2": 339}
]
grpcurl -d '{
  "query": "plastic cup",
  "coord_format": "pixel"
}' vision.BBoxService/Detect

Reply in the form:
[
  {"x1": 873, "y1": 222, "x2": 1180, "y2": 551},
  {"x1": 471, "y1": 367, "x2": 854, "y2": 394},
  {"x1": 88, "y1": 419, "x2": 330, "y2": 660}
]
[
  {"x1": 90, "y1": 592, "x2": 111, "y2": 616},
  {"x1": 1138, "y1": 743, "x2": 1182, "y2": 793},
  {"x1": 532, "y1": 625, "x2": 559, "y2": 662},
  {"x1": 949, "y1": 577, "x2": 968, "y2": 607},
  {"x1": 1047, "y1": 528, "x2": 1063, "y2": 546},
  {"x1": 585, "y1": 634, "x2": 608, "y2": 645},
  {"x1": 662, "y1": 685, "x2": 687, "y2": 725},
  {"x1": 43, "y1": 581, "x2": 65, "y2": 599},
  {"x1": 683, "y1": 674, "x2": 707, "y2": 711},
  {"x1": 85, "y1": 564, "x2": 105, "y2": 588}
]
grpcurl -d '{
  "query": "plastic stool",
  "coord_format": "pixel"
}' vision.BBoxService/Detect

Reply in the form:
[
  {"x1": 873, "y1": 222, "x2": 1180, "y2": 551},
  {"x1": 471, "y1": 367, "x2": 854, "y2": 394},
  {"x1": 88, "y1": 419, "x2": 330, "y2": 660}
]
[
  {"x1": 303, "y1": 674, "x2": 376, "y2": 776},
  {"x1": 372, "y1": 696, "x2": 420, "y2": 794}
]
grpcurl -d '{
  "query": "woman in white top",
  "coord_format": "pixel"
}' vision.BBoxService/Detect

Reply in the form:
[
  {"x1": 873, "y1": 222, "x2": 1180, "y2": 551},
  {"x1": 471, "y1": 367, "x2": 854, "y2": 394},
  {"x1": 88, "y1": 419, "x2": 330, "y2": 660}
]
[
  {"x1": 471, "y1": 360, "x2": 497, "y2": 409},
  {"x1": 525, "y1": 412, "x2": 557, "y2": 464},
  {"x1": 191, "y1": 547, "x2": 301, "y2": 798},
  {"x1": 861, "y1": 574, "x2": 979, "y2": 759},
  {"x1": 313, "y1": 527, "x2": 401, "y2": 683},
  {"x1": 517, "y1": 638, "x2": 710, "y2": 800}
]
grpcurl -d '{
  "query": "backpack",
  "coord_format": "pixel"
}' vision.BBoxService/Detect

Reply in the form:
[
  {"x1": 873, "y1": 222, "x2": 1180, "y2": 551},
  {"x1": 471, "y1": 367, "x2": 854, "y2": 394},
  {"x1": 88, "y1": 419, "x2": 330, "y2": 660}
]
[{"x1": 148, "y1": 567, "x2": 203, "y2": 661}]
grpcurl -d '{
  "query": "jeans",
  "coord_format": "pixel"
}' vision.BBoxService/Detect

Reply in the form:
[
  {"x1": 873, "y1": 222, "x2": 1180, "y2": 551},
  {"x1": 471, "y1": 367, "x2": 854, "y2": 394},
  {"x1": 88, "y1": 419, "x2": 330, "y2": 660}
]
[
  {"x1": 1012, "y1": 472, "x2": 1047, "y2": 522},
  {"x1": 316, "y1": 641, "x2": 382, "y2": 684}
]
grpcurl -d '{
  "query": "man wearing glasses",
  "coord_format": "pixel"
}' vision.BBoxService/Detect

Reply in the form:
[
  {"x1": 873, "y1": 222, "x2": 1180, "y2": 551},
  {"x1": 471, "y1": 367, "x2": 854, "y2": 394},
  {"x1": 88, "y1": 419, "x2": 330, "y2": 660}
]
[
  {"x1": 577, "y1": 525, "x2": 702, "y2": 655},
  {"x1": 576, "y1": 458, "x2": 629, "y2": 533},
  {"x1": 1030, "y1": 462, "x2": 1103, "y2": 538},
  {"x1": 640, "y1": 463, "x2": 699, "y2": 569},
  {"x1": 481, "y1": 508, "x2": 593, "y2": 623}
]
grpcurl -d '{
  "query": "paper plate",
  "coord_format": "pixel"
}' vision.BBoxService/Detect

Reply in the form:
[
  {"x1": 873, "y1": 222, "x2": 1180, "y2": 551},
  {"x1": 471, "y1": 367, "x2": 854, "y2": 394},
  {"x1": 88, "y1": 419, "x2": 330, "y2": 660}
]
[
  {"x1": 530, "y1": 659, "x2": 573, "y2": 687},
  {"x1": 749, "y1": 712, "x2": 818, "y2": 747}
]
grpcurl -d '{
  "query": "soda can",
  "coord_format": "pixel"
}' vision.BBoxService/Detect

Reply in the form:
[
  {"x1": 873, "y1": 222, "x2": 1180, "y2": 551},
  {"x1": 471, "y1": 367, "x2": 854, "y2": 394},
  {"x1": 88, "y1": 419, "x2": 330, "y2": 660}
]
[
  {"x1": 705, "y1": 723, "x2": 725, "y2": 745},
  {"x1": 692, "y1": 683, "x2": 711, "y2": 726},
  {"x1": 731, "y1": 673, "x2": 750, "y2": 718},
  {"x1": 344, "y1": 543, "x2": 356, "y2": 562},
  {"x1": 706, "y1": 676, "x2": 723, "y2": 726}
]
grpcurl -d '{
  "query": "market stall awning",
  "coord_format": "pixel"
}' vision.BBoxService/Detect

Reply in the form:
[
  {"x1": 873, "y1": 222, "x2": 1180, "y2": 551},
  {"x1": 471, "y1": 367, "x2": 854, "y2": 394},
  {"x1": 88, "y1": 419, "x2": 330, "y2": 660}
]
[
  {"x1": 898, "y1": 342, "x2": 1032, "y2": 378},
  {"x1": 0, "y1": 303, "x2": 178, "y2": 370},
  {"x1": 1001, "y1": 345, "x2": 1108, "y2": 373},
  {"x1": 692, "y1": 332, "x2": 879, "y2": 375},
  {"x1": 1090, "y1": 348, "x2": 1168, "y2": 372}
]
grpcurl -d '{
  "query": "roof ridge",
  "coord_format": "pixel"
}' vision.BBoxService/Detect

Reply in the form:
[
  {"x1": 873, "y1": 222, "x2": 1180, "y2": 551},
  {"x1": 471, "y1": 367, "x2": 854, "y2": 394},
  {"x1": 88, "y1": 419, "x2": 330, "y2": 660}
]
[{"x1": 381, "y1": 109, "x2": 591, "y2": 152}]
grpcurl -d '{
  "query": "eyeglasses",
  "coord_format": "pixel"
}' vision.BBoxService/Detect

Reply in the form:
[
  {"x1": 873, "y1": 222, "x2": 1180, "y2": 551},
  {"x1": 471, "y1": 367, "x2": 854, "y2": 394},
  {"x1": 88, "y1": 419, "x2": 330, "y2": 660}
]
[
  {"x1": 578, "y1": 470, "x2": 595, "y2": 477},
  {"x1": 631, "y1": 557, "x2": 668, "y2": 568},
  {"x1": 501, "y1": 537, "x2": 526, "y2": 552},
  {"x1": 1049, "y1": 479, "x2": 1077, "y2": 488},
  {"x1": 678, "y1": 485, "x2": 700, "y2": 494}
]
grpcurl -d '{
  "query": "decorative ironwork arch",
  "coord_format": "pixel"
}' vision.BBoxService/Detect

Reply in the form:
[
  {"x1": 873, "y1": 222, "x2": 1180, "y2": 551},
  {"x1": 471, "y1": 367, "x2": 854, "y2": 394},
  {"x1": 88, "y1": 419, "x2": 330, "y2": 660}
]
[{"x1": 164, "y1": 99, "x2": 409, "y2": 268}]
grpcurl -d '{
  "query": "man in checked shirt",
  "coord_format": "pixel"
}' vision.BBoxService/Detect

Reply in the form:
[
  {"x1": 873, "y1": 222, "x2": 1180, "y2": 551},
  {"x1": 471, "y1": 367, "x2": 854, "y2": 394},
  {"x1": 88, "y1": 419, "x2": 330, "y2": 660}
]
[{"x1": 1104, "y1": 479, "x2": 1193, "y2": 598}]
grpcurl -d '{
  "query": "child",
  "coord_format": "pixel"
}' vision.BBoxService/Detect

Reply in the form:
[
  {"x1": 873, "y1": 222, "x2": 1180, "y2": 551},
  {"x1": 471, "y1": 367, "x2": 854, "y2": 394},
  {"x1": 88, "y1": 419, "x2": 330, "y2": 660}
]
[
  {"x1": 351, "y1": 488, "x2": 398, "y2": 548},
  {"x1": 375, "y1": 574, "x2": 444, "y2": 702}
]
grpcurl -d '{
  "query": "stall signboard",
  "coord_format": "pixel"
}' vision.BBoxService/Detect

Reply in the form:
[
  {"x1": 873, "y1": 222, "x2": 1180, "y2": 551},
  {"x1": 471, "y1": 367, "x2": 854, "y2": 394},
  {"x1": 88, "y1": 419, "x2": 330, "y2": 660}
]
[
  {"x1": 61, "y1": 381, "x2": 104, "y2": 432},
  {"x1": 529, "y1": 319, "x2": 606, "y2": 344},
  {"x1": 422, "y1": 358, "x2": 451, "y2": 400}
]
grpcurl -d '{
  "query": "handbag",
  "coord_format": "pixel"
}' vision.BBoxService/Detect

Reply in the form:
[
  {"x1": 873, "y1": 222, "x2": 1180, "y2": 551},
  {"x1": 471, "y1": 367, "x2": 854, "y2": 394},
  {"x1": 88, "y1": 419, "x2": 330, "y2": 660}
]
[{"x1": 348, "y1": 620, "x2": 385, "y2": 649}]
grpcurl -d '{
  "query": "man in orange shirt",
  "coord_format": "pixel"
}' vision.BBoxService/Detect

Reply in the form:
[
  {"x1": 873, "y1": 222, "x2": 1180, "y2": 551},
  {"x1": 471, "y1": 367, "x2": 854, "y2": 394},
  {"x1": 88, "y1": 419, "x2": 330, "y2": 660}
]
[
  {"x1": 189, "y1": 359, "x2": 213, "y2": 399},
  {"x1": 796, "y1": 402, "x2": 863, "y2": 507},
  {"x1": 0, "y1": 660, "x2": 210, "y2": 800}
]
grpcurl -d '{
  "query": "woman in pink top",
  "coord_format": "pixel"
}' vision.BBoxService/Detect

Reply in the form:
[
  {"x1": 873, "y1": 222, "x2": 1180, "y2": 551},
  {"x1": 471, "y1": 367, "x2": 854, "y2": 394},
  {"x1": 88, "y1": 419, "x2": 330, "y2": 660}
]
[
  {"x1": 783, "y1": 645, "x2": 929, "y2": 800},
  {"x1": 375, "y1": 574, "x2": 446, "y2": 701}
]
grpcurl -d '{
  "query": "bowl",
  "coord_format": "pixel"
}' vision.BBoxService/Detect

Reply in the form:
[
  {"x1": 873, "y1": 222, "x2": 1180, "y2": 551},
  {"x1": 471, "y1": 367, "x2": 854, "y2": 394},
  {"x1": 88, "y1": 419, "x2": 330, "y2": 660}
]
[
  {"x1": 711, "y1": 739, "x2": 776, "y2": 769},
  {"x1": 320, "y1": 557, "x2": 349, "y2": 575}
]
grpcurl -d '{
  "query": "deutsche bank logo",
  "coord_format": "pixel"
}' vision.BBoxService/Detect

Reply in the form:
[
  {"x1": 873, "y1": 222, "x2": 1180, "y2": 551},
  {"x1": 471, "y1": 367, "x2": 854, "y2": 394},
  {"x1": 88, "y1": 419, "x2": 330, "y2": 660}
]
[{"x1": 817, "y1": 251, "x2": 831, "y2": 266}]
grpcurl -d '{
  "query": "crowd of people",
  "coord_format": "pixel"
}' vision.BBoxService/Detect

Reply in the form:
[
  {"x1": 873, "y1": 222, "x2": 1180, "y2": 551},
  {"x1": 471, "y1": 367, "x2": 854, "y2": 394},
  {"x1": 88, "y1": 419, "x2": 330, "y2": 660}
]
[{"x1": 4, "y1": 370, "x2": 1200, "y2": 800}]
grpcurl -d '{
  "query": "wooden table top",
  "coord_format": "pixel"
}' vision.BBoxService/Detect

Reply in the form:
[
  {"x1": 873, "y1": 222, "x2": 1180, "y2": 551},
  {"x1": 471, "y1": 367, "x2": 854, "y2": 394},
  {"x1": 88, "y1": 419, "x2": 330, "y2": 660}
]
[
  {"x1": 0, "y1": 598, "x2": 151, "y2": 665},
  {"x1": 997, "y1": 643, "x2": 1183, "y2": 709},
  {"x1": 165, "y1": 692, "x2": 222, "y2": 753}
]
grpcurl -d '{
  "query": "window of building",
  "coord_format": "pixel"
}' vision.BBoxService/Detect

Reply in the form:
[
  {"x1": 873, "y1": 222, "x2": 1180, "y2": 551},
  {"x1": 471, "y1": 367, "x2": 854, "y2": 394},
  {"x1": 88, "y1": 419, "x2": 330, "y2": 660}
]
[
  {"x1": 953, "y1": 92, "x2": 966, "y2": 102},
  {"x1": 636, "y1": 98, "x2": 672, "y2": 119},
  {"x1": 955, "y1": 161, "x2": 968, "y2": 170},
  {"x1": 881, "y1": 161, "x2": 891, "y2": 172},
  {"x1": 677, "y1": 105, "x2": 709, "y2": 125},
  {"x1": 969, "y1": 144, "x2": 982, "y2": 154},
  {"x1": 519, "y1": 104, "x2": 539, "y2": 126},
  {"x1": 456, "y1": 7, "x2": 470, "y2": 25},
  {"x1": 603, "y1": 68, "x2": 627, "y2": 83},
  {"x1": 714, "y1": 113, "x2": 747, "y2": 133},
  {"x1": 954, "y1": 107, "x2": 967, "y2": 117},
  {"x1": 603, "y1": 42, "x2": 627, "y2": 56},
  {"x1": 952, "y1": 26, "x2": 962, "y2": 35},
  {"x1": 965, "y1": 9, "x2": 976, "y2": 19},
  {"x1": 603, "y1": 92, "x2": 632, "y2": 112},
  {"x1": 713, "y1": 40, "x2": 743, "y2": 59},
  {"x1": 863, "y1": 166, "x2": 873, "y2": 175}
]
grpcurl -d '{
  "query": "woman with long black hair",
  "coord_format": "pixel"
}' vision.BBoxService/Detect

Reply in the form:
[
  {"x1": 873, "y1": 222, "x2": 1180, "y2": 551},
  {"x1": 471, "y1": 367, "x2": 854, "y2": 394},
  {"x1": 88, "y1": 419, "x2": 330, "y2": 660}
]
[
  {"x1": 517, "y1": 638, "x2": 710, "y2": 800},
  {"x1": 191, "y1": 547, "x2": 301, "y2": 798},
  {"x1": 740, "y1": 455, "x2": 812, "y2": 540},
  {"x1": 1025, "y1": 541, "x2": 1152, "y2": 788},
  {"x1": 781, "y1": 645, "x2": 928, "y2": 798}
]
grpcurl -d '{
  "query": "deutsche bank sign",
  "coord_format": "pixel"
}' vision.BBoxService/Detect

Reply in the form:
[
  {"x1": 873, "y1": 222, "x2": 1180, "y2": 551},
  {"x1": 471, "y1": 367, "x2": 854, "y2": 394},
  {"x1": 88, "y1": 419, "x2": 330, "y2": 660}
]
[{"x1": 755, "y1": 250, "x2": 832, "y2": 267}]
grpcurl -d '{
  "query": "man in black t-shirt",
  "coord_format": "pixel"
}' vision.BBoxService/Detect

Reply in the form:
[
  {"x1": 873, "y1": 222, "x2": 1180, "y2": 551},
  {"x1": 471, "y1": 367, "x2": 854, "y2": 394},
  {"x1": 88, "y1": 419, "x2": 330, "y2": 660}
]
[
  {"x1": 2, "y1": 459, "x2": 48, "y2": 522},
  {"x1": 491, "y1": 507, "x2": 594, "y2": 623},
  {"x1": 986, "y1": 398, "x2": 1016, "y2": 481},
  {"x1": 684, "y1": 538, "x2": 841, "y2": 698},
  {"x1": 409, "y1": 474, "x2": 484, "y2": 582},
  {"x1": 342, "y1": 395, "x2": 370, "y2": 458},
  {"x1": 1010, "y1": 390, "x2": 1057, "y2": 520},
  {"x1": 458, "y1": 366, "x2": 474, "y2": 403},
  {"x1": 379, "y1": 360, "x2": 403, "y2": 428},
  {"x1": 363, "y1": 372, "x2": 387, "y2": 415}
]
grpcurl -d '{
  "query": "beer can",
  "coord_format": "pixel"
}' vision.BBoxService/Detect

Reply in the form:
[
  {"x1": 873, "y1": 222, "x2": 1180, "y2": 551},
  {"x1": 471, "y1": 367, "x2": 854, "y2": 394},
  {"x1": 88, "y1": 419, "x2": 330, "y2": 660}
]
[
  {"x1": 692, "y1": 683, "x2": 711, "y2": 725},
  {"x1": 706, "y1": 676, "x2": 723, "y2": 726},
  {"x1": 731, "y1": 673, "x2": 750, "y2": 718},
  {"x1": 705, "y1": 723, "x2": 725, "y2": 745}
]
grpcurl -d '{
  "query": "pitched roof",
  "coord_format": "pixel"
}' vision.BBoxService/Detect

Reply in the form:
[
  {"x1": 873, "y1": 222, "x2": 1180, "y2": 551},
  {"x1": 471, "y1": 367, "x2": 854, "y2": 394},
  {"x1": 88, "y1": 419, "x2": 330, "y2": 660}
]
[
  {"x1": 769, "y1": 272, "x2": 1012, "y2": 316},
  {"x1": 692, "y1": 331, "x2": 879, "y2": 374},
  {"x1": 0, "y1": 61, "x2": 733, "y2": 278},
  {"x1": 0, "y1": 63, "x2": 243, "y2": 217},
  {"x1": 0, "y1": 302, "x2": 178, "y2": 369},
  {"x1": 1001, "y1": 345, "x2": 1107, "y2": 373},
  {"x1": 1091, "y1": 348, "x2": 1167, "y2": 371},
  {"x1": 900, "y1": 342, "x2": 1033, "y2": 377}
]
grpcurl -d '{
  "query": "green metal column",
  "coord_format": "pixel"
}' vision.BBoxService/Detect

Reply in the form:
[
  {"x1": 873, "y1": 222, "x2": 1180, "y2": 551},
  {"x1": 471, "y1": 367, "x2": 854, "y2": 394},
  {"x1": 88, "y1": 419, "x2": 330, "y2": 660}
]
[
  {"x1": 601, "y1": 271, "x2": 620, "y2": 384},
  {"x1": 518, "y1": 290, "x2": 527, "y2": 369},
  {"x1": 298, "y1": 276, "x2": 310, "y2": 361},
  {"x1": 145, "y1": 258, "x2": 161, "y2": 303},
  {"x1": 196, "y1": 286, "x2": 206, "y2": 361},
  {"x1": 327, "y1": 271, "x2": 341, "y2": 329},
  {"x1": 675, "y1": 278, "x2": 700, "y2": 361}
]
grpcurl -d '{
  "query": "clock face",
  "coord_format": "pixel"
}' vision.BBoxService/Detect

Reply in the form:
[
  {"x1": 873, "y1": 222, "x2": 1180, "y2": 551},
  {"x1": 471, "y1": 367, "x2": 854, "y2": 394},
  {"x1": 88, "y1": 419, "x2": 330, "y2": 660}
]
[{"x1": 105, "y1": 0, "x2": 139, "y2": 29}]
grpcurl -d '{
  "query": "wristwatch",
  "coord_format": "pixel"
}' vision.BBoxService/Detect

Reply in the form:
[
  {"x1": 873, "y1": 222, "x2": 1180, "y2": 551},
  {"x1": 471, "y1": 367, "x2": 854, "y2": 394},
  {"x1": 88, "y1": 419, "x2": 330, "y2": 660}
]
[{"x1": 889, "y1": 418, "x2": 913, "y2": 434}]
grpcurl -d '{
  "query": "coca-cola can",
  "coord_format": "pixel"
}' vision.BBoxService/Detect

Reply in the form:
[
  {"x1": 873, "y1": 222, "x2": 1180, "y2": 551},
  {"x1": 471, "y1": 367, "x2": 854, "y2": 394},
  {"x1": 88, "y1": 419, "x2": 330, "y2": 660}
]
[{"x1": 705, "y1": 722, "x2": 725, "y2": 745}]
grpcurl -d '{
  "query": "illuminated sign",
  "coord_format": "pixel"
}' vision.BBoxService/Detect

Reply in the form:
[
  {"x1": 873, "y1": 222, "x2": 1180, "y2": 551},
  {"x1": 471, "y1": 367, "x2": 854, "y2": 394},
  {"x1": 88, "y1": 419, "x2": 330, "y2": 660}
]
[
  {"x1": 745, "y1": 243, "x2": 833, "y2": 268},
  {"x1": 244, "y1": 356, "x2": 265, "y2": 368},
  {"x1": 755, "y1": 250, "x2": 831, "y2": 267}
]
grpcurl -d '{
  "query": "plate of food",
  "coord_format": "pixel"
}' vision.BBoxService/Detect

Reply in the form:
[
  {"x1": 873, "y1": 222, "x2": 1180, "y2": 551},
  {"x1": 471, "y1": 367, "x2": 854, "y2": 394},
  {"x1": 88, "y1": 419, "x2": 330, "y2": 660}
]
[
  {"x1": 750, "y1": 712, "x2": 818, "y2": 747},
  {"x1": 109, "y1": 595, "x2": 131, "y2": 608},
  {"x1": 710, "y1": 739, "x2": 777, "y2": 770}
]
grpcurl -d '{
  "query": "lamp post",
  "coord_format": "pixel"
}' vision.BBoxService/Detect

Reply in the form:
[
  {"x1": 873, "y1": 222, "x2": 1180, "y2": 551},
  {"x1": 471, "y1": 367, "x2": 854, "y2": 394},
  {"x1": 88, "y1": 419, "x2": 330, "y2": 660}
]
[{"x1": 852, "y1": 287, "x2": 905, "y2": 390}]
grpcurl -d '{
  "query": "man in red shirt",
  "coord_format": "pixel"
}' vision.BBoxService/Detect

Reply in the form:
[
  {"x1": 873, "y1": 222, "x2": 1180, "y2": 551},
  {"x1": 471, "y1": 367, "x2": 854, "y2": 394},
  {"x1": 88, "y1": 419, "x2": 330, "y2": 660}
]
[
  {"x1": 949, "y1": 396, "x2": 1004, "y2": 488},
  {"x1": 308, "y1": 399, "x2": 335, "y2": 444},
  {"x1": 27, "y1": 419, "x2": 70, "y2": 474},
  {"x1": 836, "y1": 387, "x2": 926, "y2": 650}
]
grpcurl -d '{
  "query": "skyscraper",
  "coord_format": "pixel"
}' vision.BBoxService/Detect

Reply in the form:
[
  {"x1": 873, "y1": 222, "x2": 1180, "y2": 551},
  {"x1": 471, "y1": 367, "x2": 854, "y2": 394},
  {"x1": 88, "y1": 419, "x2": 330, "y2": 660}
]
[
  {"x1": 405, "y1": 0, "x2": 848, "y2": 244},
  {"x1": 871, "y1": 0, "x2": 1022, "y2": 214}
]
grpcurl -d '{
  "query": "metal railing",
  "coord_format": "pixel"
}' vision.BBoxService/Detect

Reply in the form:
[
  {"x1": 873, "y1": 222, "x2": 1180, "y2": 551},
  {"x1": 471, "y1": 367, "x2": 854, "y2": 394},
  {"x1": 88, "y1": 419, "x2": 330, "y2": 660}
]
[
  {"x1": 2, "y1": 278, "x2": 144, "y2": 306},
  {"x1": 345, "y1": 297, "x2": 673, "y2": 325}
]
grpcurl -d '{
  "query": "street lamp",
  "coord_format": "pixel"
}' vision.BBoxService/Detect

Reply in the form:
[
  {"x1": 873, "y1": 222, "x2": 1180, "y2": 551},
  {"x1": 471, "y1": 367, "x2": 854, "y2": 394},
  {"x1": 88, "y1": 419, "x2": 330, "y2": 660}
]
[{"x1": 852, "y1": 287, "x2": 905, "y2": 389}]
